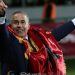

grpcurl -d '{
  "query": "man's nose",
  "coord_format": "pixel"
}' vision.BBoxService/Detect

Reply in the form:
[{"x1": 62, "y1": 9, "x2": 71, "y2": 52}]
[{"x1": 17, "y1": 23, "x2": 22, "y2": 28}]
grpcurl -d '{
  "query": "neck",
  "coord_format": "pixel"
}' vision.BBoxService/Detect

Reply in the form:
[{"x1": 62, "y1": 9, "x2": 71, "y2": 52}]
[{"x1": 21, "y1": 35, "x2": 28, "y2": 40}]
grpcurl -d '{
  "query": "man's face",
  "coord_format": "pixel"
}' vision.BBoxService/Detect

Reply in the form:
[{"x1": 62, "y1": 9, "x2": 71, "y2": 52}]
[{"x1": 11, "y1": 13, "x2": 30, "y2": 39}]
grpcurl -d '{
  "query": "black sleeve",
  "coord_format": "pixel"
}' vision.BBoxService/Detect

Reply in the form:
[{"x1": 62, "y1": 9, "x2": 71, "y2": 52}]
[
  {"x1": 51, "y1": 21, "x2": 75, "y2": 41},
  {"x1": 0, "y1": 23, "x2": 9, "y2": 39},
  {"x1": 0, "y1": 23, "x2": 10, "y2": 61}
]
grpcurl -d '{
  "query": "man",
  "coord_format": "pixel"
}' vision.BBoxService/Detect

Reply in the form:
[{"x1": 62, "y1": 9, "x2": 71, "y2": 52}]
[{"x1": 0, "y1": 0, "x2": 75, "y2": 75}]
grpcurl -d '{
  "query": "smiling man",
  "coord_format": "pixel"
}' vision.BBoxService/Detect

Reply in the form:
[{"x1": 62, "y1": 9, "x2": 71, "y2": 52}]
[
  {"x1": 10, "y1": 11, "x2": 30, "y2": 39},
  {"x1": 0, "y1": 0, "x2": 75, "y2": 75}
]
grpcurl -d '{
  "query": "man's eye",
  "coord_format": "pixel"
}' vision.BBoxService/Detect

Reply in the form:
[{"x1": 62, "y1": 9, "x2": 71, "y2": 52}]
[
  {"x1": 21, "y1": 20, "x2": 25, "y2": 24},
  {"x1": 12, "y1": 20, "x2": 19, "y2": 24}
]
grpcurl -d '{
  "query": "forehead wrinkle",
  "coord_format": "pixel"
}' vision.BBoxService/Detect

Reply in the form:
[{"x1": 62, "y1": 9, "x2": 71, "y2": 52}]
[
  {"x1": 11, "y1": 13, "x2": 29, "y2": 25},
  {"x1": 12, "y1": 14, "x2": 24, "y2": 19},
  {"x1": 12, "y1": 13, "x2": 27, "y2": 19}
]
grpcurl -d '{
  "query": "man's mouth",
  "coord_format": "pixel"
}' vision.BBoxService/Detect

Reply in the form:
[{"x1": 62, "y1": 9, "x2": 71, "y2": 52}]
[{"x1": 16, "y1": 29, "x2": 23, "y2": 33}]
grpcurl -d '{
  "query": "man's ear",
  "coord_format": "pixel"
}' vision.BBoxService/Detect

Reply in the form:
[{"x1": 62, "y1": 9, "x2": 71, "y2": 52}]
[
  {"x1": 28, "y1": 24, "x2": 30, "y2": 30},
  {"x1": 29, "y1": 24, "x2": 30, "y2": 29}
]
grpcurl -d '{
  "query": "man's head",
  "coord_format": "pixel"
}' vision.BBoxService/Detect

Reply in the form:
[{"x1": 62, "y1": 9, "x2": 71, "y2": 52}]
[{"x1": 10, "y1": 11, "x2": 30, "y2": 39}]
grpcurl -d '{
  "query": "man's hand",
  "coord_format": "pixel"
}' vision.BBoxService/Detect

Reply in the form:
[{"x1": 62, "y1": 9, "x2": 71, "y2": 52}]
[{"x1": 0, "y1": 0, "x2": 7, "y2": 17}]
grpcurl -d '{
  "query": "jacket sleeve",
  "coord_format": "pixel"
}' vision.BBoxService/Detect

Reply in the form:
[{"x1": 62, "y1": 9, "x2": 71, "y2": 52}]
[
  {"x1": 0, "y1": 17, "x2": 10, "y2": 61},
  {"x1": 0, "y1": 23, "x2": 9, "y2": 39},
  {"x1": 51, "y1": 21, "x2": 75, "y2": 41},
  {"x1": 0, "y1": 16, "x2": 9, "y2": 39}
]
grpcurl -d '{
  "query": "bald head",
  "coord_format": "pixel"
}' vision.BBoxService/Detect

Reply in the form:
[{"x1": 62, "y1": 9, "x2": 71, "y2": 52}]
[
  {"x1": 11, "y1": 11, "x2": 29, "y2": 25},
  {"x1": 10, "y1": 11, "x2": 30, "y2": 39}
]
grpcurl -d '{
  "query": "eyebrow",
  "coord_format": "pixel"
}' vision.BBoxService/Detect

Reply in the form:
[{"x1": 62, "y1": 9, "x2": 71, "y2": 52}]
[
  {"x1": 12, "y1": 20, "x2": 26, "y2": 24},
  {"x1": 12, "y1": 20, "x2": 25, "y2": 21}
]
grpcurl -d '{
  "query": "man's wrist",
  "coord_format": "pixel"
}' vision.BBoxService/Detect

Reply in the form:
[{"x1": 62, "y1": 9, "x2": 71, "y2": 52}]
[
  {"x1": 0, "y1": 17, "x2": 6, "y2": 24},
  {"x1": 72, "y1": 18, "x2": 75, "y2": 26}
]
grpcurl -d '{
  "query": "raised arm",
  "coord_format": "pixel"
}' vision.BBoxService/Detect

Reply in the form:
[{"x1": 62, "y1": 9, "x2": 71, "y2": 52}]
[
  {"x1": 51, "y1": 20, "x2": 75, "y2": 41},
  {"x1": 0, "y1": 0, "x2": 9, "y2": 61},
  {"x1": 0, "y1": 0, "x2": 9, "y2": 39}
]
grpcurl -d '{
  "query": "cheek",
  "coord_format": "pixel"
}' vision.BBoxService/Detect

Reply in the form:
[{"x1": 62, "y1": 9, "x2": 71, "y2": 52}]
[
  {"x1": 24, "y1": 25, "x2": 29, "y2": 30},
  {"x1": 11, "y1": 24, "x2": 17, "y2": 29}
]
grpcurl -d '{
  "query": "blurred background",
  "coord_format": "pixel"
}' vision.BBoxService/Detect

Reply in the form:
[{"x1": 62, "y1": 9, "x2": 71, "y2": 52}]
[
  {"x1": 2, "y1": 0, "x2": 75, "y2": 75},
  {"x1": 4, "y1": 0, "x2": 75, "y2": 23}
]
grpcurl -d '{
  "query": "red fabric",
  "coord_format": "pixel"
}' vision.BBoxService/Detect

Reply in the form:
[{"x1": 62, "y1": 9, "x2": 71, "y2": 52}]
[
  {"x1": 7, "y1": 26, "x2": 66, "y2": 75},
  {"x1": 28, "y1": 27, "x2": 66, "y2": 75}
]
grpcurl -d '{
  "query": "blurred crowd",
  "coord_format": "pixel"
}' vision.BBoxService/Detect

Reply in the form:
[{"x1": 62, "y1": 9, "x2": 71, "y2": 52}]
[{"x1": 4, "y1": 0, "x2": 75, "y2": 7}]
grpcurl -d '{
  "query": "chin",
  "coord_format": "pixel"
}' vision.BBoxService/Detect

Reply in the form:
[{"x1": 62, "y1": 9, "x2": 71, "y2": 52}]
[{"x1": 19, "y1": 34, "x2": 26, "y2": 38}]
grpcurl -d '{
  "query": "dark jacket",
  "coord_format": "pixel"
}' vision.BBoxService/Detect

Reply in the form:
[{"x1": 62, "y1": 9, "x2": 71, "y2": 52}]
[{"x1": 0, "y1": 21, "x2": 75, "y2": 75}]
